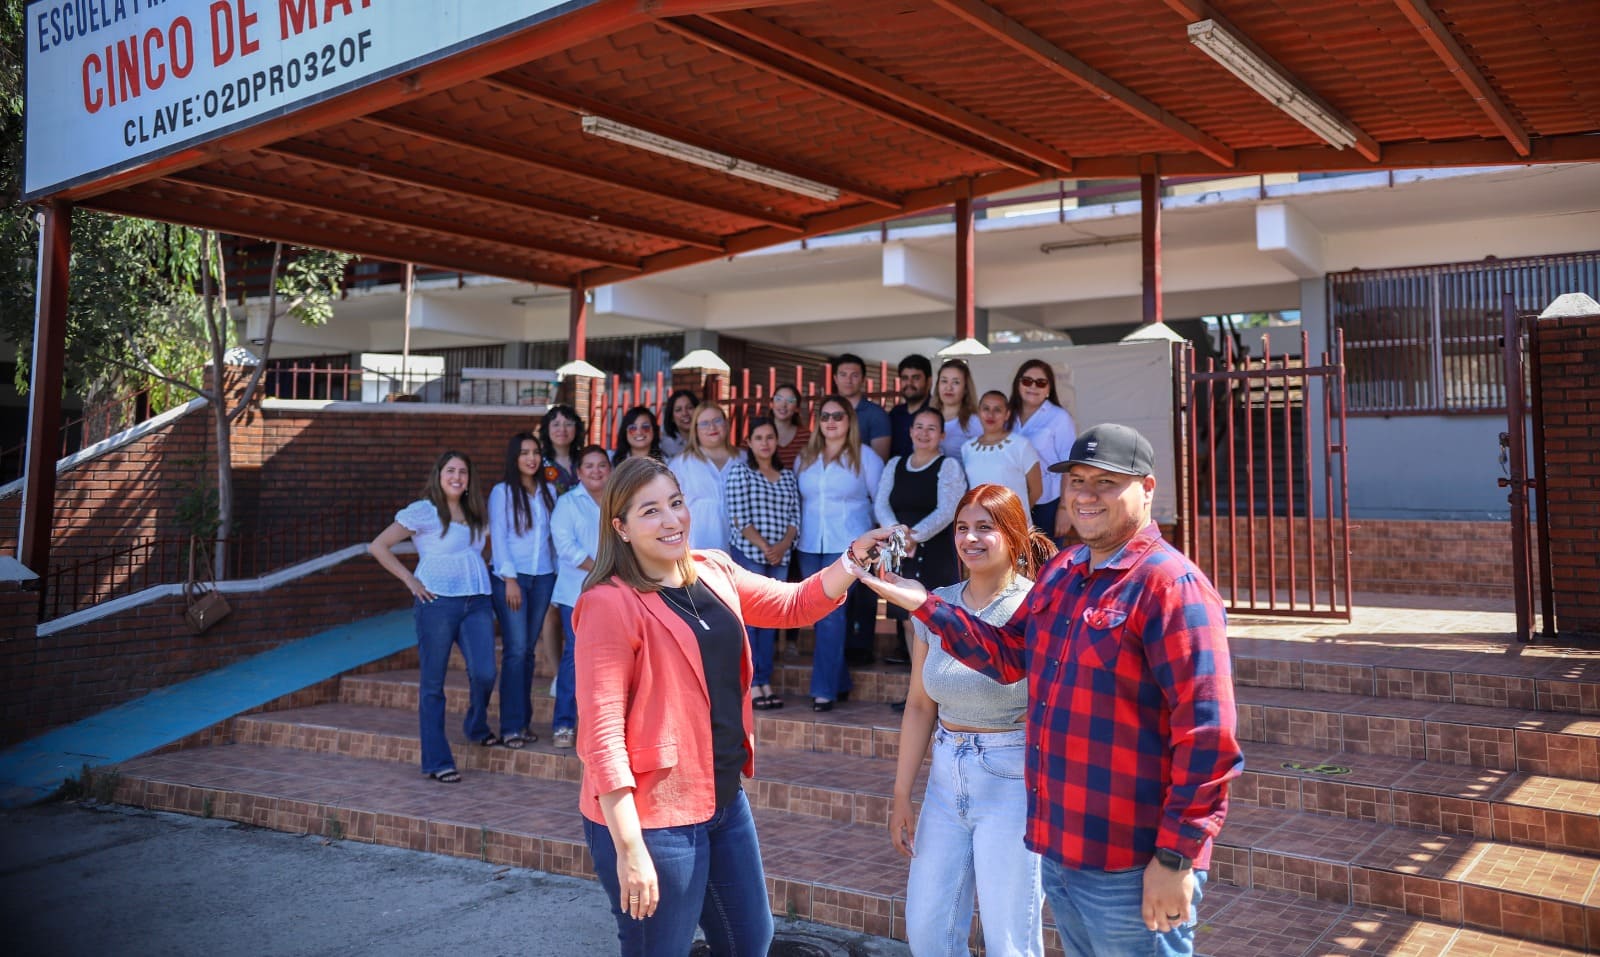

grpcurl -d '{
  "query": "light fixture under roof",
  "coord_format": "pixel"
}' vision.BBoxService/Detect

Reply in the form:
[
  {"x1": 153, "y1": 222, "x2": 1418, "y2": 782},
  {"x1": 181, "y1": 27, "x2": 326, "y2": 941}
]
[
  {"x1": 581, "y1": 115, "x2": 841, "y2": 202},
  {"x1": 1187, "y1": 19, "x2": 1358, "y2": 150}
]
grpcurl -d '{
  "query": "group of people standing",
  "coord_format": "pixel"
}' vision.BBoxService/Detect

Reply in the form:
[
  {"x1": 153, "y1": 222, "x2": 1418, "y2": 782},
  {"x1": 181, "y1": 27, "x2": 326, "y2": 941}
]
[{"x1": 367, "y1": 355, "x2": 1242, "y2": 957}]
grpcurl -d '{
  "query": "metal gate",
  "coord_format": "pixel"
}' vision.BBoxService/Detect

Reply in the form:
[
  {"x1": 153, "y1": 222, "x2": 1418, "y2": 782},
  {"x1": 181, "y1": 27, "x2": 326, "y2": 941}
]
[{"x1": 1174, "y1": 330, "x2": 1353, "y2": 621}]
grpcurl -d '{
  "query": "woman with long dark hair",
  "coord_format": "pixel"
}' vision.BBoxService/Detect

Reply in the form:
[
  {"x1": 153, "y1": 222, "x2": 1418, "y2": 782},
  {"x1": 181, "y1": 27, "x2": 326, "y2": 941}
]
[
  {"x1": 769, "y1": 384, "x2": 808, "y2": 469},
  {"x1": 368, "y1": 450, "x2": 498, "y2": 782},
  {"x1": 572, "y1": 457, "x2": 875, "y2": 955},
  {"x1": 1007, "y1": 358, "x2": 1077, "y2": 538},
  {"x1": 723, "y1": 417, "x2": 801, "y2": 709},
  {"x1": 540, "y1": 403, "x2": 587, "y2": 495},
  {"x1": 613, "y1": 406, "x2": 665, "y2": 464},
  {"x1": 889, "y1": 484, "x2": 1055, "y2": 956},
  {"x1": 658, "y1": 388, "x2": 699, "y2": 458},
  {"x1": 486, "y1": 431, "x2": 558, "y2": 749}
]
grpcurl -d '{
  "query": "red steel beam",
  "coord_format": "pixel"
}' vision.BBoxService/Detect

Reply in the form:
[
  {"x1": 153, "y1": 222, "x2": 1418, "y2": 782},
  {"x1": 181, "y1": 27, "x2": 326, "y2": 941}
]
[
  {"x1": 1066, "y1": 133, "x2": 1600, "y2": 176},
  {"x1": 955, "y1": 194, "x2": 976, "y2": 341},
  {"x1": 701, "y1": 11, "x2": 1075, "y2": 174},
  {"x1": 931, "y1": 0, "x2": 1236, "y2": 167},
  {"x1": 172, "y1": 170, "x2": 643, "y2": 271},
  {"x1": 1390, "y1": 0, "x2": 1530, "y2": 156},
  {"x1": 662, "y1": 15, "x2": 1060, "y2": 176},
  {"x1": 357, "y1": 113, "x2": 801, "y2": 234},
  {"x1": 569, "y1": 283, "x2": 590, "y2": 363},
  {"x1": 1141, "y1": 168, "x2": 1163, "y2": 325},
  {"x1": 258, "y1": 141, "x2": 721, "y2": 252},
  {"x1": 482, "y1": 73, "x2": 903, "y2": 208},
  {"x1": 19, "y1": 201, "x2": 71, "y2": 578}
]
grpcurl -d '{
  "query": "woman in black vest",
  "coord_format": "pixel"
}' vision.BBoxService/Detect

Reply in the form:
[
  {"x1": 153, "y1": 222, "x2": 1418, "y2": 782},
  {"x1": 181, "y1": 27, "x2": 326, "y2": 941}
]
[{"x1": 873, "y1": 407, "x2": 966, "y2": 662}]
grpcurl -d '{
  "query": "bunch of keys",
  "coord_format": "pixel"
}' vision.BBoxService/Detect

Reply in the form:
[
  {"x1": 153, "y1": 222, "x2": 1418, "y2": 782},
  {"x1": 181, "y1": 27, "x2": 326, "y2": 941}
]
[{"x1": 876, "y1": 527, "x2": 909, "y2": 577}]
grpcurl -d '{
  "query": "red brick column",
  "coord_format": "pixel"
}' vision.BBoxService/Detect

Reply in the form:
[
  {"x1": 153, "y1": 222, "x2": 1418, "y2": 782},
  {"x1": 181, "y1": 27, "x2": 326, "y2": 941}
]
[{"x1": 1535, "y1": 294, "x2": 1600, "y2": 636}]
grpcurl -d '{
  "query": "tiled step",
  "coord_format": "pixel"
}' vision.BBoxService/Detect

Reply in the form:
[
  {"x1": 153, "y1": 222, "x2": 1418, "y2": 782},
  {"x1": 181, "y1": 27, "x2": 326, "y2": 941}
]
[
  {"x1": 1237, "y1": 686, "x2": 1600, "y2": 781},
  {"x1": 1238, "y1": 741, "x2": 1600, "y2": 856},
  {"x1": 1215, "y1": 803, "x2": 1600, "y2": 949}
]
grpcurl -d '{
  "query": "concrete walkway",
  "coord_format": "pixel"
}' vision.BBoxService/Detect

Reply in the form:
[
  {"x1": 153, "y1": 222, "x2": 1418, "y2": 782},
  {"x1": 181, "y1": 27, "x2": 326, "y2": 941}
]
[{"x1": 1, "y1": 801, "x2": 909, "y2": 957}]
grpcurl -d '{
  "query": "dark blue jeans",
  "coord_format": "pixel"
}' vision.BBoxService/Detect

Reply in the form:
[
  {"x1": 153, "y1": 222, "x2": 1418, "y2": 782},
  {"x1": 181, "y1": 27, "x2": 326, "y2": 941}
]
[
  {"x1": 414, "y1": 594, "x2": 496, "y2": 775},
  {"x1": 730, "y1": 549, "x2": 786, "y2": 687},
  {"x1": 797, "y1": 551, "x2": 850, "y2": 701},
  {"x1": 585, "y1": 790, "x2": 773, "y2": 957},
  {"x1": 554, "y1": 603, "x2": 578, "y2": 733},
  {"x1": 490, "y1": 572, "x2": 556, "y2": 737}
]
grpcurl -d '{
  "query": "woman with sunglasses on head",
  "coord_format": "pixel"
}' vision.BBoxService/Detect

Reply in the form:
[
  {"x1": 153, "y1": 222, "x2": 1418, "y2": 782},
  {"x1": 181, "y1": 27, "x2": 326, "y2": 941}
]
[
  {"x1": 613, "y1": 406, "x2": 665, "y2": 465},
  {"x1": 768, "y1": 384, "x2": 809, "y2": 469},
  {"x1": 874, "y1": 406, "x2": 965, "y2": 659},
  {"x1": 368, "y1": 450, "x2": 498, "y2": 783},
  {"x1": 540, "y1": 404, "x2": 588, "y2": 496},
  {"x1": 724, "y1": 417, "x2": 801, "y2": 710},
  {"x1": 795, "y1": 395, "x2": 885, "y2": 711},
  {"x1": 889, "y1": 484, "x2": 1055, "y2": 957},
  {"x1": 658, "y1": 389, "x2": 699, "y2": 459},
  {"x1": 573, "y1": 456, "x2": 879, "y2": 956},
  {"x1": 486, "y1": 431, "x2": 559, "y2": 750},
  {"x1": 549, "y1": 444, "x2": 612, "y2": 750},
  {"x1": 962, "y1": 390, "x2": 1042, "y2": 512},
  {"x1": 669, "y1": 402, "x2": 737, "y2": 552},
  {"x1": 1009, "y1": 359, "x2": 1078, "y2": 539},
  {"x1": 935, "y1": 359, "x2": 983, "y2": 459}
]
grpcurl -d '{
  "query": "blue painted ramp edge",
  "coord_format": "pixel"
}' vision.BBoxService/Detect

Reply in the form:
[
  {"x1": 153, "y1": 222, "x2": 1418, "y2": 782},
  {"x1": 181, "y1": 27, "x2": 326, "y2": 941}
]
[{"x1": 0, "y1": 609, "x2": 414, "y2": 809}]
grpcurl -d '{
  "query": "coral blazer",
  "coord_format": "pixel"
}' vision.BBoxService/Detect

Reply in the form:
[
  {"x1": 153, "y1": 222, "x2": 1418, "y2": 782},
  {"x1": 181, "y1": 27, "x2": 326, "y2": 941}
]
[{"x1": 572, "y1": 549, "x2": 844, "y2": 828}]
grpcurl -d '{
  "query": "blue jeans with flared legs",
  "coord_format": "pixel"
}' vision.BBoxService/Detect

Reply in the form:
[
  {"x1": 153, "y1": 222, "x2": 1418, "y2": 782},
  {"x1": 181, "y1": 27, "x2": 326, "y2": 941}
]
[
  {"x1": 413, "y1": 594, "x2": 496, "y2": 775},
  {"x1": 553, "y1": 603, "x2": 579, "y2": 732},
  {"x1": 490, "y1": 571, "x2": 555, "y2": 737},
  {"x1": 797, "y1": 551, "x2": 850, "y2": 701}
]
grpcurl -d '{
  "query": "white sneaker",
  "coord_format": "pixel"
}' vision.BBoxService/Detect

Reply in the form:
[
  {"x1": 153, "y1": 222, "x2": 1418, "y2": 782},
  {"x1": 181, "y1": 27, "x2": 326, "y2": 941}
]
[{"x1": 553, "y1": 728, "x2": 576, "y2": 749}]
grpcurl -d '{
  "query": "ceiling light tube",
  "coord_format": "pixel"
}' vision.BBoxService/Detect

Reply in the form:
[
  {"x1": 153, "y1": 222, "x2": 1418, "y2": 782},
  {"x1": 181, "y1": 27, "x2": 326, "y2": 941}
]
[
  {"x1": 1187, "y1": 20, "x2": 1358, "y2": 150},
  {"x1": 581, "y1": 115, "x2": 841, "y2": 202}
]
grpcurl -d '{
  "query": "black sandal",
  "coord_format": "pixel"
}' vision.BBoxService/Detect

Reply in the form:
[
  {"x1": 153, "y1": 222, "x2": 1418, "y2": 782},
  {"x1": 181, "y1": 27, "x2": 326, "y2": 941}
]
[
  {"x1": 476, "y1": 734, "x2": 506, "y2": 748},
  {"x1": 501, "y1": 734, "x2": 528, "y2": 750},
  {"x1": 429, "y1": 769, "x2": 462, "y2": 784}
]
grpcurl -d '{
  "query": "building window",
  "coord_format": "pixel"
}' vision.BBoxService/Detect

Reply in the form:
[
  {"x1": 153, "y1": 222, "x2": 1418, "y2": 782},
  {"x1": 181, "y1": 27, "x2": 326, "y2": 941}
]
[{"x1": 1329, "y1": 251, "x2": 1600, "y2": 415}]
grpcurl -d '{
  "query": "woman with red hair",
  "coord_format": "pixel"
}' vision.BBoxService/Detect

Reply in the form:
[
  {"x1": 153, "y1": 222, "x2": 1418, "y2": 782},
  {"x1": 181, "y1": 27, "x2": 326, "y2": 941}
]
[{"x1": 888, "y1": 483, "x2": 1055, "y2": 957}]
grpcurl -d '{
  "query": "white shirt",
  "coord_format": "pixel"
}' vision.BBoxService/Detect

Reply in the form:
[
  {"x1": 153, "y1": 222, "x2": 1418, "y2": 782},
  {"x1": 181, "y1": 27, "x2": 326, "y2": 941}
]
[
  {"x1": 874, "y1": 454, "x2": 966, "y2": 544},
  {"x1": 550, "y1": 486, "x2": 604, "y2": 608},
  {"x1": 1013, "y1": 401, "x2": 1076, "y2": 505},
  {"x1": 942, "y1": 415, "x2": 983, "y2": 458},
  {"x1": 488, "y1": 482, "x2": 556, "y2": 579},
  {"x1": 961, "y1": 434, "x2": 1041, "y2": 509},
  {"x1": 670, "y1": 452, "x2": 737, "y2": 551},
  {"x1": 395, "y1": 500, "x2": 492, "y2": 596},
  {"x1": 796, "y1": 446, "x2": 885, "y2": 553}
]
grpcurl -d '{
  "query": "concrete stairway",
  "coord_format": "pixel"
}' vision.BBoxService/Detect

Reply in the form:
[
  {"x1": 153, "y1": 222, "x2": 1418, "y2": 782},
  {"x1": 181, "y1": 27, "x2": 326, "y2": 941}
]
[{"x1": 108, "y1": 632, "x2": 1600, "y2": 955}]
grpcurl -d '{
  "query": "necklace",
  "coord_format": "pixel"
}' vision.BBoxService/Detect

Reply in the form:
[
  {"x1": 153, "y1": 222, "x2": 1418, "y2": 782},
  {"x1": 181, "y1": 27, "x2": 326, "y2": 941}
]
[{"x1": 660, "y1": 584, "x2": 710, "y2": 631}]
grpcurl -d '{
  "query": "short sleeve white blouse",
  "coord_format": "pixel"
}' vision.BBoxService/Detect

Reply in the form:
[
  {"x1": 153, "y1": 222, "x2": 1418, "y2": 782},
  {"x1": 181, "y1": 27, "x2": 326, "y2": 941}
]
[
  {"x1": 960, "y1": 434, "x2": 1041, "y2": 508},
  {"x1": 395, "y1": 500, "x2": 492, "y2": 597}
]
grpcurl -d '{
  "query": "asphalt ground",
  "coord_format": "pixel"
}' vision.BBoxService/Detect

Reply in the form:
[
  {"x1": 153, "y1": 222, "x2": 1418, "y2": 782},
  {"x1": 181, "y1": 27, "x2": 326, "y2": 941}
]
[{"x1": 1, "y1": 802, "x2": 910, "y2": 957}]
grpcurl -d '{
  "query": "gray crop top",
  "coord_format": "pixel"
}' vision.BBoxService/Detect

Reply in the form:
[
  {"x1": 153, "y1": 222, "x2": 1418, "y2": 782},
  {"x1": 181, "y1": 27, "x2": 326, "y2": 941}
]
[{"x1": 914, "y1": 577, "x2": 1031, "y2": 728}]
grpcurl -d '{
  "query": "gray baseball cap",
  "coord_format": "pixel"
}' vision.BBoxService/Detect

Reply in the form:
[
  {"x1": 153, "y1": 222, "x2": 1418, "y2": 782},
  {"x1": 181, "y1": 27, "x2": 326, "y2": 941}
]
[{"x1": 1049, "y1": 423, "x2": 1155, "y2": 476}]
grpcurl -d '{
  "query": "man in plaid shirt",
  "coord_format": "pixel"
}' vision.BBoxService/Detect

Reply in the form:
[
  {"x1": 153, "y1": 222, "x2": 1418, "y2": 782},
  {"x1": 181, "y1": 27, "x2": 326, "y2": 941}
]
[{"x1": 851, "y1": 423, "x2": 1241, "y2": 957}]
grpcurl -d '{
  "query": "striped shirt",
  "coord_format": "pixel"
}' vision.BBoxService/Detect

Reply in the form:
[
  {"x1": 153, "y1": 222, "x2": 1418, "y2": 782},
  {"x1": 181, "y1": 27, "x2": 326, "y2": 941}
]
[{"x1": 913, "y1": 522, "x2": 1241, "y2": 871}]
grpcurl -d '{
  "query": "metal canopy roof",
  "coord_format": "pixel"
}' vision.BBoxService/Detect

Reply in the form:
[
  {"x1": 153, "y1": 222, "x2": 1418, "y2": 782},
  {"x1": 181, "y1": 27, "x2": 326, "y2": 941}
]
[{"x1": 49, "y1": 0, "x2": 1600, "y2": 290}]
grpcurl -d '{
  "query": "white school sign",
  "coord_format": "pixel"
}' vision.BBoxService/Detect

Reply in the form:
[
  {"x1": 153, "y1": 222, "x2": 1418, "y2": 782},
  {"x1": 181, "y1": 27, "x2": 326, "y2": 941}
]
[{"x1": 24, "y1": 0, "x2": 585, "y2": 199}]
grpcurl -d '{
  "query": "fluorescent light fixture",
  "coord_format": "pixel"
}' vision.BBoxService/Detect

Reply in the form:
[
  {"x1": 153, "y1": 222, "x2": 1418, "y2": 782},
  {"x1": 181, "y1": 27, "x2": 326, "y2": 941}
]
[
  {"x1": 581, "y1": 115, "x2": 841, "y2": 202},
  {"x1": 1187, "y1": 20, "x2": 1358, "y2": 150},
  {"x1": 1040, "y1": 233, "x2": 1140, "y2": 254}
]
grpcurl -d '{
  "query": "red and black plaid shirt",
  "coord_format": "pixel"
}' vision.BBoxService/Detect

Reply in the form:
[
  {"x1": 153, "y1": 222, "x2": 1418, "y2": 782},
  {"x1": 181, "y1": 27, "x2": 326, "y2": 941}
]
[{"x1": 913, "y1": 522, "x2": 1242, "y2": 871}]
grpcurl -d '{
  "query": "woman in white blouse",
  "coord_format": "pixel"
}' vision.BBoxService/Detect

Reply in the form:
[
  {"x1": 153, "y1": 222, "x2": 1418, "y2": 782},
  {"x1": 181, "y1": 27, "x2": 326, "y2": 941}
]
[
  {"x1": 795, "y1": 395, "x2": 885, "y2": 710},
  {"x1": 548, "y1": 445, "x2": 612, "y2": 750},
  {"x1": 368, "y1": 450, "x2": 498, "y2": 783},
  {"x1": 935, "y1": 359, "x2": 982, "y2": 458},
  {"x1": 669, "y1": 402, "x2": 737, "y2": 552},
  {"x1": 487, "y1": 431, "x2": 557, "y2": 749},
  {"x1": 961, "y1": 391, "x2": 1042, "y2": 511},
  {"x1": 1007, "y1": 358, "x2": 1077, "y2": 538},
  {"x1": 874, "y1": 407, "x2": 966, "y2": 655}
]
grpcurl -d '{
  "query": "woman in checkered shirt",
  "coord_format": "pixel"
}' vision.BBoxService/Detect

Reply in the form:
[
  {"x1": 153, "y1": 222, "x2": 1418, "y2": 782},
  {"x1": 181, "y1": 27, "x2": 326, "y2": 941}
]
[{"x1": 723, "y1": 418, "x2": 801, "y2": 710}]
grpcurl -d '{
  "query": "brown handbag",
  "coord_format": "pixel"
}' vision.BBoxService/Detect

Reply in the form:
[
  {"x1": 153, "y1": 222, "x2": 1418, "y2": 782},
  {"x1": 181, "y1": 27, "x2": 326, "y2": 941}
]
[{"x1": 185, "y1": 538, "x2": 232, "y2": 634}]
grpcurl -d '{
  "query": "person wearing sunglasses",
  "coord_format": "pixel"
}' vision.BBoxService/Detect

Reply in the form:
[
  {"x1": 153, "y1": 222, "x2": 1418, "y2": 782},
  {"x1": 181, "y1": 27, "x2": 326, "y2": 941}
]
[
  {"x1": 1008, "y1": 359, "x2": 1077, "y2": 540},
  {"x1": 795, "y1": 395, "x2": 885, "y2": 710},
  {"x1": 613, "y1": 406, "x2": 665, "y2": 465},
  {"x1": 669, "y1": 402, "x2": 737, "y2": 552}
]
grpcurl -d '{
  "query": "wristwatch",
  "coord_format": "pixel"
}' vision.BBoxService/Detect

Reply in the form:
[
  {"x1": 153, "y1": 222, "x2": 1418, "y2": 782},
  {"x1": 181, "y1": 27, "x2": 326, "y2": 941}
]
[{"x1": 1154, "y1": 848, "x2": 1191, "y2": 872}]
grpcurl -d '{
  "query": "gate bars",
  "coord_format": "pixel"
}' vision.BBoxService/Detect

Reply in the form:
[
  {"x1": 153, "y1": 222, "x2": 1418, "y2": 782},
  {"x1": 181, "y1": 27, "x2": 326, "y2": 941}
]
[{"x1": 1176, "y1": 330, "x2": 1353, "y2": 621}]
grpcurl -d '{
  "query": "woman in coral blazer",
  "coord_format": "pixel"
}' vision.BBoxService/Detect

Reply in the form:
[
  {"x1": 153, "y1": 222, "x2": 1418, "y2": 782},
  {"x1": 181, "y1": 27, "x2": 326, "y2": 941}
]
[{"x1": 572, "y1": 456, "x2": 874, "y2": 957}]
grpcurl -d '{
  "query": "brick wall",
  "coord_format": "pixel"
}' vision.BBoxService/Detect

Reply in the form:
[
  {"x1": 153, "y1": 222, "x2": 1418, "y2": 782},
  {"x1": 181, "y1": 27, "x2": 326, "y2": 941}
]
[{"x1": 1536, "y1": 312, "x2": 1600, "y2": 635}]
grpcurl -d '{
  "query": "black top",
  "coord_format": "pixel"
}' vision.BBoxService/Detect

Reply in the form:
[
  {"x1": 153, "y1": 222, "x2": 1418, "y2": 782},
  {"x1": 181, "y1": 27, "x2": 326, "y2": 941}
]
[
  {"x1": 887, "y1": 454, "x2": 959, "y2": 590},
  {"x1": 657, "y1": 579, "x2": 747, "y2": 809}
]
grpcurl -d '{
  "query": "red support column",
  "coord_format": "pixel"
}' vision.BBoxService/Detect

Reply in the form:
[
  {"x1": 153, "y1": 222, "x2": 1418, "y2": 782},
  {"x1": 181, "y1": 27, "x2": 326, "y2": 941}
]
[
  {"x1": 1140, "y1": 166, "x2": 1163, "y2": 325},
  {"x1": 19, "y1": 201, "x2": 72, "y2": 575},
  {"x1": 955, "y1": 195, "x2": 975, "y2": 341},
  {"x1": 568, "y1": 282, "x2": 588, "y2": 363}
]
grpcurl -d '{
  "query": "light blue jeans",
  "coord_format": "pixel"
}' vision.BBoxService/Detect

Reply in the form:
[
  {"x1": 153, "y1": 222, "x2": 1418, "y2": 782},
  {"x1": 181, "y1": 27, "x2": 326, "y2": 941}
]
[
  {"x1": 1042, "y1": 857, "x2": 1207, "y2": 957},
  {"x1": 905, "y1": 724, "x2": 1043, "y2": 957}
]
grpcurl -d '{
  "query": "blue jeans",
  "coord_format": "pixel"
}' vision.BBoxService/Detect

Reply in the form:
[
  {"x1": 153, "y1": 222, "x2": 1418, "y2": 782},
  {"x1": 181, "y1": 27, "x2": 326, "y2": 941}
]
[
  {"x1": 490, "y1": 572, "x2": 556, "y2": 737},
  {"x1": 906, "y1": 724, "x2": 1043, "y2": 957},
  {"x1": 845, "y1": 578, "x2": 878, "y2": 653},
  {"x1": 797, "y1": 551, "x2": 850, "y2": 701},
  {"x1": 414, "y1": 594, "x2": 496, "y2": 775},
  {"x1": 584, "y1": 790, "x2": 773, "y2": 957},
  {"x1": 554, "y1": 603, "x2": 578, "y2": 732},
  {"x1": 730, "y1": 550, "x2": 785, "y2": 687},
  {"x1": 1042, "y1": 857, "x2": 1207, "y2": 957}
]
